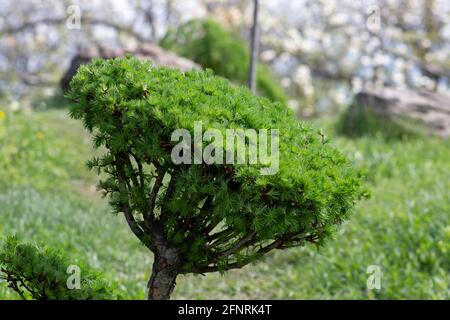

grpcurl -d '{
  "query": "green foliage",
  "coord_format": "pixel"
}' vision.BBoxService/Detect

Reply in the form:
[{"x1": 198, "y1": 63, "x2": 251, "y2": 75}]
[
  {"x1": 0, "y1": 236, "x2": 119, "y2": 300},
  {"x1": 66, "y1": 56, "x2": 363, "y2": 274},
  {"x1": 160, "y1": 19, "x2": 288, "y2": 104},
  {"x1": 0, "y1": 108, "x2": 149, "y2": 299},
  {"x1": 0, "y1": 108, "x2": 448, "y2": 299}
]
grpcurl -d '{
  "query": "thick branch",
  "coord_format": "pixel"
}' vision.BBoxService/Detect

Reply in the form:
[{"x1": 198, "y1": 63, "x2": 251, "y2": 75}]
[
  {"x1": 115, "y1": 157, "x2": 150, "y2": 249},
  {"x1": 213, "y1": 231, "x2": 256, "y2": 261},
  {"x1": 158, "y1": 169, "x2": 180, "y2": 224},
  {"x1": 129, "y1": 150, "x2": 145, "y2": 189},
  {"x1": 187, "y1": 237, "x2": 286, "y2": 274},
  {"x1": 206, "y1": 227, "x2": 236, "y2": 245},
  {"x1": 146, "y1": 170, "x2": 165, "y2": 222}
]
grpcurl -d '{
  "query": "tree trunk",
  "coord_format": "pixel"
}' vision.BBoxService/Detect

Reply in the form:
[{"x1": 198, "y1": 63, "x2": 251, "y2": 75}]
[
  {"x1": 248, "y1": 0, "x2": 260, "y2": 93},
  {"x1": 147, "y1": 250, "x2": 179, "y2": 300}
]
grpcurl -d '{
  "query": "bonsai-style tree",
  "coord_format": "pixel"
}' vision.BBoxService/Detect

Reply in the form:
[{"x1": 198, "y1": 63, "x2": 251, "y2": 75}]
[{"x1": 67, "y1": 56, "x2": 363, "y2": 300}]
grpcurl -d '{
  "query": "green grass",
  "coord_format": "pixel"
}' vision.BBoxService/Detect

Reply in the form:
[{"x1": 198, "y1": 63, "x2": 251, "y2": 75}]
[{"x1": 0, "y1": 108, "x2": 448, "y2": 299}]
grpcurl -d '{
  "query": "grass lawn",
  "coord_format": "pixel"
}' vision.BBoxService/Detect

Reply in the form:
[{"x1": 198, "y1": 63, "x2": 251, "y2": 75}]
[{"x1": 0, "y1": 108, "x2": 448, "y2": 299}]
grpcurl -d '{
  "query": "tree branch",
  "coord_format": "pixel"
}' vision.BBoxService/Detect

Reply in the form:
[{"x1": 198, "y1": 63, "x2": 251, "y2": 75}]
[
  {"x1": 158, "y1": 169, "x2": 180, "y2": 225},
  {"x1": 187, "y1": 237, "x2": 288, "y2": 274},
  {"x1": 212, "y1": 231, "x2": 256, "y2": 261},
  {"x1": 129, "y1": 150, "x2": 145, "y2": 189},
  {"x1": 114, "y1": 157, "x2": 151, "y2": 249},
  {"x1": 146, "y1": 169, "x2": 165, "y2": 222},
  {"x1": 1, "y1": 16, "x2": 147, "y2": 42},
  {"x1": 206, "y1": 227, "x2": 235, "y2": 244}
]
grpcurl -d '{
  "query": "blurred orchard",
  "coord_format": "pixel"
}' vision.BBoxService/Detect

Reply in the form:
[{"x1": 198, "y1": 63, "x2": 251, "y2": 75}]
[{"x1": 1, "y1": 0, "x2": 449, "y2": 115}]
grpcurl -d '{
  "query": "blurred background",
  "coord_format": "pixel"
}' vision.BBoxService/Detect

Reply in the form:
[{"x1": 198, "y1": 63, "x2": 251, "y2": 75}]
[{"x1": 0, "y1": 0, "x2": 449, "y2": 299}]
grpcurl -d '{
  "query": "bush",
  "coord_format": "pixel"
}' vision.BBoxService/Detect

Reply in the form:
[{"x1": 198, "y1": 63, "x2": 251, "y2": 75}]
[
  {"x1": 337, "y1": 103, "x2": 425, "y2": 140},
  {"x1": 66, "y1": 56, "x2": 364, "y2": 299},
  {"x1": 0, "y1": 236, "x2": 118, "y2": 300},
  {"x1": 160, "y1": 19, "x2": 288, "y2": 104}
]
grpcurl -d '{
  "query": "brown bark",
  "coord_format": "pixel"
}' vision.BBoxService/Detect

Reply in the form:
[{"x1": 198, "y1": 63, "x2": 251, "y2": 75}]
[{"x1": 147, "y1": 248, "x2": 180, "y2": 300}]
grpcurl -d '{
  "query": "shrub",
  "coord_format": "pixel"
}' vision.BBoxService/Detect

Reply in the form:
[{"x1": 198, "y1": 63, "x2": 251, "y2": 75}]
[
  {"x1": 66, "y1": 56, "x2": 364, "y2": 299},
  {"x1": 337, "y1": 103, "x2": 425, "y2": 140},
  {"x1": 0, "y1": 236, "x2": 118, "y2": 300},
  {"x1": 160, "y1": 19, "x2": 288, "y2": 104}
]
